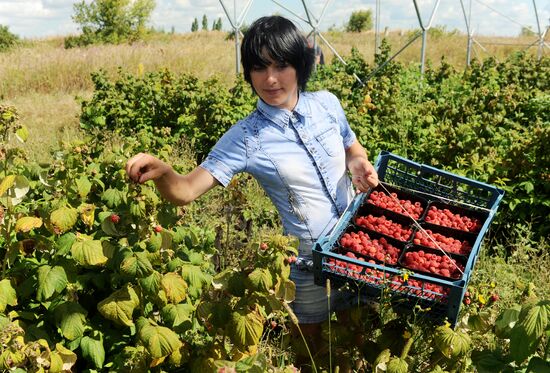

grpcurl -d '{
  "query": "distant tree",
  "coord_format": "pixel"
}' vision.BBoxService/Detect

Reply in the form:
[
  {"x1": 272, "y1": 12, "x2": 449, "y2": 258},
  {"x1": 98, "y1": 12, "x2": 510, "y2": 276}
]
[
  {"x1": 65, "y1": 0, "x2": 155, "y2": 48},
  {"x1": 191, "y1": 18, "x2": 199, "y2": 32},
  {"x1": 346, "y1": 10, "x2": 373, "y2": 32},
  {"x1": 520, "y1": 26, "x2": 535, "y2": 37},
  {"x1": 213, "y1": 17, "x2": 222, "y2": 31},
  {"x1": 202, "y1": 14, "x2": 208, "y2": 31},
  {"x1": 0, "y1": 25, "x2": 19, "y2": 52}
]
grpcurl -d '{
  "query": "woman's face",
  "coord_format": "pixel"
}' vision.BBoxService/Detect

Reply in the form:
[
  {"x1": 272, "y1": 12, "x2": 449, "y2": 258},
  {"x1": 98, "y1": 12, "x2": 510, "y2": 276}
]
[{"x1": 250, "y1": 54, "x2": 299, "y2": 111}]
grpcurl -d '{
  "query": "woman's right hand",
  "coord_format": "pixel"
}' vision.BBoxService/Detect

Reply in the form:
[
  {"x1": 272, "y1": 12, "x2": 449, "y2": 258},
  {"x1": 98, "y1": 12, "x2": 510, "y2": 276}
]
[{"x1": 125, "y1": 153, "x2": 173, "y2": 184}]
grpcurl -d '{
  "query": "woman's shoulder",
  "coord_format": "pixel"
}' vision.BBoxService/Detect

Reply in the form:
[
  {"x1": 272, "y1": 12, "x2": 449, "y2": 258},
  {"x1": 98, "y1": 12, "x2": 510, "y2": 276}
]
[{"x1": 304, "y1": 90, "x2": 340, "y2": 111}]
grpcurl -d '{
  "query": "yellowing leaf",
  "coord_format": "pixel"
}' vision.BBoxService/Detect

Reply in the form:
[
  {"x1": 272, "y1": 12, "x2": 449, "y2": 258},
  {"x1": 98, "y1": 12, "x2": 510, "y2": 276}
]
[
  {"x1": 71, "y1": 235, "x2": 108, "y2": 266},
  {"x1": 79, "y1": 203, "x2": 95, "y2": 228},
  {"x1": 15, "y1": 216, "x2": 43, "y2": 233},
  {"x1": 161, "y1": 272, "x2": 188, "y2": 304},
  {"x1": 53, "y1": 343, "x2": 77, "y2": 372},
  {"x1": 229, "y1": 308, "x2": 264, "y2": 350},
  {"x1": 136, "y1": 317, "x2": 183, "y2": 359},
  {"x1": 0, "y1": 175, "x2": 16, "y2": 197},
  {"x1": 0, "y1": 279, "x2": 17, "y2": 312},
  {"x1": 275, "y1": 278, "x2": 296, "y2": 303},
  {"x1": 97, "y1": 285, "x2": 139, "y2": 327},
  {"x1": 0, "y1": 175, "x2": 29, "y2": 206},
  {"x1": 51, "y1": 206, "x2": 78, "y2": 234},
  {"x1": 15, "y1": 125, "x2": 29, "y2": 143}
]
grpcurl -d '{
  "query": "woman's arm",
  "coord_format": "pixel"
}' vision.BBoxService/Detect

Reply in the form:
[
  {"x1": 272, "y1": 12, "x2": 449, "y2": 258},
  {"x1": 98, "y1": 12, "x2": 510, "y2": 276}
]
[
  {"x1": 126, "y1": 153, "x2": 219, "y2": 205},
  {"x1": 345, "y1": 140, "x2": 379, "y2": 192}
]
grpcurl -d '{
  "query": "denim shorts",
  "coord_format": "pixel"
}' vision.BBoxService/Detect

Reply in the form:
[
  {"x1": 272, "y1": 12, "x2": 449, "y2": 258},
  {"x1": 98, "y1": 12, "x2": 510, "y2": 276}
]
[{"x1": 289, "y1": 239, "x2": 360, "y2": 324}]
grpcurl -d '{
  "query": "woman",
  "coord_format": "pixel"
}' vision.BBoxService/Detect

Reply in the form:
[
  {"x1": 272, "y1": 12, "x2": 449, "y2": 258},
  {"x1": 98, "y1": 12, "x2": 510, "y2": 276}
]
[{"x1": 126, "y1": 15, "x2": 378, "y2": 367}]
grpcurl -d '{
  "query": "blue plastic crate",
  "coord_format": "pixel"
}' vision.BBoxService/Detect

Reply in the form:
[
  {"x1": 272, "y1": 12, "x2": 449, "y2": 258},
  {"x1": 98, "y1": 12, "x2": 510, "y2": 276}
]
[{"x1": 313, "y1": 151, "x2": 505, "y2": 326}]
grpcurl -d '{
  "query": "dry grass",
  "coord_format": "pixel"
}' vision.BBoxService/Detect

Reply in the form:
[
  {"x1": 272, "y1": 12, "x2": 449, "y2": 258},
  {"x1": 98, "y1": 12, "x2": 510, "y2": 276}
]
[
  {"x1": 3, "y1": 92, "x2": 86, "y2": 162},
  {"x1": 0, "y1": 29, "x2": 546, "y2": 161}
]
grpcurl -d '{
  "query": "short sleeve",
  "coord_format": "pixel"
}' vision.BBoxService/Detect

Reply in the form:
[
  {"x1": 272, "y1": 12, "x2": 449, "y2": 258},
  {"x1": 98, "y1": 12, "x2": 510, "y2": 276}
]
[
  {"x1": 318, "y1": 91, "x2": 356, "y2": 149},
  {"x1": 199, "y1": 122, "x2": 247, "y2": 187}
]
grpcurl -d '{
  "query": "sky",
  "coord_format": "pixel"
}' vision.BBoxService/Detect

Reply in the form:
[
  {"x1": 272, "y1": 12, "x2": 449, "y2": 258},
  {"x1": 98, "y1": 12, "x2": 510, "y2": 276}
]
[{"x1": 0, "y1": 0, "x2": 548, "y2": 39}]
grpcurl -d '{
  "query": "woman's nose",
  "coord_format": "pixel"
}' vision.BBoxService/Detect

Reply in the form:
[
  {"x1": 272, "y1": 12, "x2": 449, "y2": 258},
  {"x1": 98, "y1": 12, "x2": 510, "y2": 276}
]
[{"x1": 265, "y1": 67, "x2": 277, "y2": 83}]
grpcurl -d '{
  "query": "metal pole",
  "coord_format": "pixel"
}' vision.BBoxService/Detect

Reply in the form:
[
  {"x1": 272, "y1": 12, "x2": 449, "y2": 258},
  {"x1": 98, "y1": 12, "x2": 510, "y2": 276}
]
[
  {"x1": 375, "y1": 0, "x2": 381, "y2": 54},
  {"x1": 234, "y1": 0, "x2": 240, "y2": 74},
  {"x1": 532, "y1": 0, "x2": 543, "y2": 60},
  {"x1": 413, "y1": 0, "x2": 441, "y2": 77},
  {"x1": 460, "y1": 0, "x2": 473, "y2": 66}
]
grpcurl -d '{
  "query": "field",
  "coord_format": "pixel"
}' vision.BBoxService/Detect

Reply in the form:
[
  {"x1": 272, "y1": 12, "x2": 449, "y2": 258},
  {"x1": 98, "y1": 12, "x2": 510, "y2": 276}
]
[{"x1": 0, "y1": 29, "x2": 549, "y2": 372}]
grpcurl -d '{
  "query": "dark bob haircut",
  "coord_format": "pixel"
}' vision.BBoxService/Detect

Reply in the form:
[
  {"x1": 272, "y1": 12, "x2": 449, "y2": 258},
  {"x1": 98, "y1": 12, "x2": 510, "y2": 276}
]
[{"x1": 241, "y1": 16, "x2": 315, "y2": 92}]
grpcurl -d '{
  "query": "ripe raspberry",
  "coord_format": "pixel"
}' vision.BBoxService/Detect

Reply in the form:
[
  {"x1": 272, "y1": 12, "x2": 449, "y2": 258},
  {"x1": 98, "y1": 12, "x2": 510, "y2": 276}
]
[
  {"x1": 110, "y1": 214, "x2": 120, "y2": 224},
  {"x1": 154, "y1": 225, "x2": 163, "y2": 233},
  {"x1": 490, "y1": 293, "x2": 500, "y2": 302},
  {"x1": 260, "y1": 242, "x2": 268, "y2": 250}
]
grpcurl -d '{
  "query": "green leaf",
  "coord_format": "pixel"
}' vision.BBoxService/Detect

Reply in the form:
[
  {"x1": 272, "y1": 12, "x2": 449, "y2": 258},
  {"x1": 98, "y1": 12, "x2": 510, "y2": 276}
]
[
  {"x1": 15, "y1": 216, "x2": 43, "y2": 233},
  {"x1": 56, "y1": 232, "x2": 76, "y2": 256},
  {"x1": 180, "y1": 264, "x2": 212, "y2": 298},
  {"x1": 526, "y1": 356, "x2": 550, "y2": 373},
  {"x1": 246, "y1": 268, "x2": 273, "y2": 293},
  {"x1": 433, "y1": 325, "x2": 471, "y2": 359},
  {"x1": 387, "y1": 356, "x2": 408, "y2": 373},
  {"x1": 50, "y1": 206, "x2": 78, "y2": 234},
  {"x1": 495, "y1": 306, "x2": 520, "y2": 339},
  {"x1": 471, "y1": 350, "x2": 507, "y2": 373},
  {"x1": 161, "y1": 272, "x2": 188, "y2": 304},
  {"x1": 518, "y1": 301, "x2": 548, "y2": 340},
  {"x1": 120, "y1": 251, "x2": 154, "y2": 278},
  {"x1": 522, "y1": 181, "x2": 534, "y2": 194},
  {"x1": 75, "y1": 176, "x2": 92, "y2": 199},
  {"x1": 102, "y1": 188, "x2": 125, "y2": 208},
  {"x1": 136, "y1": 317, "x2": 182, "y2": 359},
  {"x1": 273, "y1": 252, "x2": 290, "y2": 279},
  {"x1": 97, "y1": 285, "x2": 139, "y2": 327},
  {"x1": 80, "y1": 333, "x2": 105, "y2": 369},
  {"x1": 0, "y1": 279, "x2": 17, "y2": 312},
  {"x1": 229, "y1": 308, "x2": 264, "y2": 349},
  {"x1": 71, "y1": 234, "x2": 108, "y2": 266},
  {"x1": 101, "y1": 215, "x2": 123, "y2": 237},
  {"x1": 55, "y1": 302, "x2": 87, "y2": 340},
  {"x1": 509, "y1": 325, "x2": 535, "y2": 364},
  {"x1": 36, "y1": 265, "x2": 68, "y2": 301},
  {"x1": 139, "y1": 271, "x2": 163, "y2": 296},
  {"x1": 161, "y1": 303, "x2": 194, "y2": 332},
  {"x1": 275, "y1": 278, "x2": 296, "y2": 303}
]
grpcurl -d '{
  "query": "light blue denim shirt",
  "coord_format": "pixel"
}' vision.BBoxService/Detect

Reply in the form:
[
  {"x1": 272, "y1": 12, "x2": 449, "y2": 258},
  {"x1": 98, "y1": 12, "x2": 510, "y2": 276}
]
[{"x1": 200, "y1": 90, "x2": 356, "y2": 241}]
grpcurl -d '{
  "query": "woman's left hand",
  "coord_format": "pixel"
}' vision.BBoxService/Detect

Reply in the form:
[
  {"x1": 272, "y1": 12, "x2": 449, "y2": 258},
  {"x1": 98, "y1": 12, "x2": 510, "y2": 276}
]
[{"x1": 348, "y1": 156, "x2": 379, "y2": 193}]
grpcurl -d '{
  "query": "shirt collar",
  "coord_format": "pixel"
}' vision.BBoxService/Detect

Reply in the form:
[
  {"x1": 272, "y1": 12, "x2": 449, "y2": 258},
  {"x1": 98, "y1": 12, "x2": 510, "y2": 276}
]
[{"x1": 256, "y1": 93, "x2": 311, "y2": 128}]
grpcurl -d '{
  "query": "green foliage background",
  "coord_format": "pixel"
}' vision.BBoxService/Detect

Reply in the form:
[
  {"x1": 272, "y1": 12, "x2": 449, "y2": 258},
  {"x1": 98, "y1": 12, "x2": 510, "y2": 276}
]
[{"x1": 79, "y1": 45, "x2": 550, "y2": 240}]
